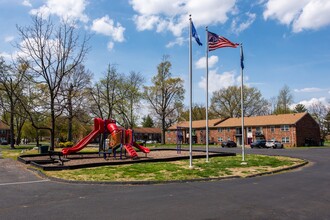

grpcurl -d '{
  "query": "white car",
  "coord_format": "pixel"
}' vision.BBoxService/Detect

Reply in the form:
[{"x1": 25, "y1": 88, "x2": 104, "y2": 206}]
[{"x1": 265, "y1": 140, "x2": 284, "y2": 149}]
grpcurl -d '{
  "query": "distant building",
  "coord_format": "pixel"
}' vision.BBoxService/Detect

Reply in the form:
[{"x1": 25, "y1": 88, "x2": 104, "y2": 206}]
[
  {"x1": 166, "y1": 113, "x2": 321, "y2": 147},
  {"x1": 133, "y1": 127, "x2": 161, "y2": 143},
  {"x1": 0, "y1": 120, "x2": 10, "y2": 144}
]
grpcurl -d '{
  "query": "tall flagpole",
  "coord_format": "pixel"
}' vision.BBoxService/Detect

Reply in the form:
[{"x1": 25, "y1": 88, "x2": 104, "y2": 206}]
[
  {"x1": 205, "y1": 27, "x2": 209, "y2": 162},
  {"x1": 240, "y1": 44, "x2": 247, "y2": 165},
  {"x1": 189, "y1": 15, "x2": 193, "y2": 168}
]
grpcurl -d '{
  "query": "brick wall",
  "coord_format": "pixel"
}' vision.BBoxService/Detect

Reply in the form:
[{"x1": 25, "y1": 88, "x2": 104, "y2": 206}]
[
  {"x1": 296, "y1": 114, "x2": 320, "y2": 146},
  {"x1": 165, "y1": 114, "x2": 320, "y2": 147}
]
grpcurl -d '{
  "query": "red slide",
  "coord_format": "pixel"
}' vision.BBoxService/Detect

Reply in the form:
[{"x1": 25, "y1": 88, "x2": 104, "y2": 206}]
[
  {"x1": 123, "y1": 144, "x2": 138, "y2": 158},
  {"x1": 62, "y1": 118, "x2": 104, "y2": 155},
  {"x1": 132, "y1": 142, "x2": 150, "y2": 154}
]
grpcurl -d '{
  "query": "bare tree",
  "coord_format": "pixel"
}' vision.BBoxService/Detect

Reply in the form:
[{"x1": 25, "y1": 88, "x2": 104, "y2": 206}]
[
  {"x1": 0, "y1": 58, "x2": 26, "y2": 149},
  {"x1": 116, "y1": 71, "x2": 144, "y2": 128},
  {"x1": 210, "y1": 85, "x2": 269, "y2": 118},
  {"x1": 61, "y1": 64, "x2": 92, "y2": 141},
  {"x1": 309, "y1": 101, "x2": 328, "y2": 138},
  {"x1": 143, "y1": 56, "x2": 184, "y2": 144},
  {"x1": 274, "y1": 85, "x2": 293, "y2": 114},
  {"x1": 15, "y1": 15, "x2": 89, "y2": 150}
]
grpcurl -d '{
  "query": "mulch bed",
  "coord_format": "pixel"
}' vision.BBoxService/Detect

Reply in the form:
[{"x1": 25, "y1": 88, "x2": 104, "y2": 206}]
[{"x1": 18, "y1": 148, "x2": 236, "y2": 171}]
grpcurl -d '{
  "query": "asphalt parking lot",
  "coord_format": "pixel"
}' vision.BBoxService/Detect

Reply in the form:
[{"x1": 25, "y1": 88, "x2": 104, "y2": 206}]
[{"x1": 1, "y1": 147, "x2": 330, "y2": 220}]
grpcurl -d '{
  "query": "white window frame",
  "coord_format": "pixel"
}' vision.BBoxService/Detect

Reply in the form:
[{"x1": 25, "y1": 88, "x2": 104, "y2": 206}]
[
  {"x1": 281, "y1": 125, "x2": 289, "y2": 131},
  {"x1": 270, "y1": 126, "x2": 275, "y2": 132},
  {"x1": 282, "y1": 137, "x2": 290, "y2": 143}
]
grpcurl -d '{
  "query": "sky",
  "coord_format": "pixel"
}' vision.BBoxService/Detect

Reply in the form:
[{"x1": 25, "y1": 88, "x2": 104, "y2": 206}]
[{"x1": 0, "y1": 0, "x2": 330, "y2": 116}]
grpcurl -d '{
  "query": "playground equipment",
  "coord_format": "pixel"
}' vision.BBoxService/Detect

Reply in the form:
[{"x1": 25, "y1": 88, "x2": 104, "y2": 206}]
[
  {"x1": 61, "y1": 118, "x2": 150, "y2": 159},
  {"x1": 176, "y1": 127, "x2": 183, "y2": 154}
]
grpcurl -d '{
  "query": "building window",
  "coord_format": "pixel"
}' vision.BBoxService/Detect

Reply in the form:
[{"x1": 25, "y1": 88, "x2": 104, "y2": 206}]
[
  {"x1": 217, "y1": 128, "x2": 223, "y2": 132},
  {"x1": 281, "y1": 125, "x2": 289, "y2": 131},
  {"x1": 270, "y1": 126, "x2": 275, "y2": 132},
  {"x1": 226, "y1": 128, "x2": 230, "y2": 132},
  {"x1": 255, "y1": 127, "x2": 263, "y2": 135},
  {"x1": 218, "y1": 137, "x2": 223, "y2": 142},
  {"x1": 282, "y1": 137, "x2": 290, "y2": 143},
  {"x1": 235, "y1": 127, "x2": 242, "y2": 134}
]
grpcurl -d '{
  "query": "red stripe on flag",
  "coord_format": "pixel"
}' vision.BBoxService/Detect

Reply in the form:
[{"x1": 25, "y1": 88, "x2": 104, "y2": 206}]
[{"x1": 208, "y1": 32, "x2": 239, "y2": 51}]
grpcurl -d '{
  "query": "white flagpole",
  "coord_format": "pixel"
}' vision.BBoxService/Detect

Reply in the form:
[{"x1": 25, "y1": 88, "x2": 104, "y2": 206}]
[
  {"x1": 189, "y1": 15, "x2": 193, "y2": 168},
  {"x1": 205, "y1": 27, "x2": 209, "y2": 162},
  {"x1": 240, "y1": 44, "x2": 247, "y2": 165}
]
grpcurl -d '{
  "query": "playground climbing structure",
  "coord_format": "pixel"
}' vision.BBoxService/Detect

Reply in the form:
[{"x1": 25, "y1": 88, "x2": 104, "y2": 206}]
[{"x1": 62, "y1": 118, "x2": 150, "y2": 159}]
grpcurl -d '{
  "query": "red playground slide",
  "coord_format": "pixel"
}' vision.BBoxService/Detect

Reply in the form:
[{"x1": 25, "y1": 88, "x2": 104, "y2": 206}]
[
  {"x1": 62, "y1": 118, "x2": 104, "y2": 155},
  {"x1": 123, "y1": 144, "x2": 138, "y2": 158},
  {"x1": 132, "y1": 142, "x2": 150, "y2": 154}
]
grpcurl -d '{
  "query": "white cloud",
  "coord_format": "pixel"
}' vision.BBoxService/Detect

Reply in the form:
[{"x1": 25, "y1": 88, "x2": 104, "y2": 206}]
[
  {"x1": 107, "y1": 41, "x2": 114, "y2": 51},
  {"x1": 293, "y1": 0, "x2": 330, "y2": 32},
  {"x1": 133, "y1": 14, "x2": 160, "y2": 31},
  {"x1": 91, "y1": 16, "x2": 125, "y2": 42},
  {"x1": 294, "y1": 87, "x2": 324, "y2": 93},
  {"x1": 263, "y1": 0, "x2": 330, "y2": 32},
  {"x1": 198, "y1": 69, "x2": 238, "y2": 93},
  {"x1": 30, "y1": 0, "x2": 89, "y2": 23},
  {"x1": 4, "y1": 36, "x2": 15, "y2": 43},
  {"x1": 0, "y1": 52, "x2": 14, "y2": 60},
  {"x1": 295, "y1": 97, "x2": 329, "y2": 109},
  {"x1": 166, "y1": 37, "x2": 186, "y2": 48},
  {"x1": 231, "y1": 13, "x2": 256, "y2": 35},
  {"x1": 195, "y1": 55, "x2": 219, "y2": 69},
  {"x1": 22, "y1": 0, "x2": 32, "y2": 7},
  {"x1": 130, "y1": 0, "x2": 236, "y2": 36}
]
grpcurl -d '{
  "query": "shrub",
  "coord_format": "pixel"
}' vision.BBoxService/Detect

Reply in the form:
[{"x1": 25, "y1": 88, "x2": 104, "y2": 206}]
[{"x1": 58, "y1": 141, "x2": 74, "y2": 148}]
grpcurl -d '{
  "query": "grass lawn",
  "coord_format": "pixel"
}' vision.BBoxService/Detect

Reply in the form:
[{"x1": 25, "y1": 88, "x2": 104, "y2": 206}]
[{"x1": 44, "y1": 154, "x2": 305, "y2": 182}]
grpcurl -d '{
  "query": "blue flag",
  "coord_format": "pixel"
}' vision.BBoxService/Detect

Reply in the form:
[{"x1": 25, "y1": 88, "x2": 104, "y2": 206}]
[
  {"x1": 240, "y1": 45, "x2": 244, "y2": 69},
  {"x1": 191, "y1": 22, "x2": 202, "y2": 46}
]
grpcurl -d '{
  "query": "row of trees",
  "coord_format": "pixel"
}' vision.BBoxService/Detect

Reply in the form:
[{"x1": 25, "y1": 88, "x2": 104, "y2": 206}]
[
  {"x1": 0, "y1": 16, "x2": 185, "y2": 148},
  {"x1": 1, "y1": 16, "x2": 329, "y2": 149}
]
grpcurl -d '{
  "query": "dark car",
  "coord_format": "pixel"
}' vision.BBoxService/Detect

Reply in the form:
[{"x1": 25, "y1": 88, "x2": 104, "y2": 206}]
[
  {"x1": 1, "y1": 140, "x2": 8, "y2": 145},
  {"x1": 250, "y1": 140, "x2": 266, "y2": 148},
  {"x1": 221, "y1": 140, "x2": 237, "y2": 148}
]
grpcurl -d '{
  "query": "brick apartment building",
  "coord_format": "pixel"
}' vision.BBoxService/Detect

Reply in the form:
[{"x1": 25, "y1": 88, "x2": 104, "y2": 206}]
[
  {"x1": 166, "y1": 112, "x2": 320, "y2": 147},
  {"x1": 133, "y1": 127, "x2": 161, "y2": 142},
  {"x1": 0, "y1": 120, "x2": 10, "y2": 144}
]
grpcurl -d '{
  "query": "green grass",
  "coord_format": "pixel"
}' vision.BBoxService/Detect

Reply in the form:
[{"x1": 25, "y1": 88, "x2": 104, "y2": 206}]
[
  {"x1": 0, "y1": 144, "x2": 40, "y2": 160},
  {"x1": 45, "y1": 154, "x2": 303, "y2": 182}
]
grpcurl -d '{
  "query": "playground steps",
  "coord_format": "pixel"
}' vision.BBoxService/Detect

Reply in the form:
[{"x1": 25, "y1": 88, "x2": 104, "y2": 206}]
[{"x1": 124, "y1": 144, "x2": 138, "y2": 158}]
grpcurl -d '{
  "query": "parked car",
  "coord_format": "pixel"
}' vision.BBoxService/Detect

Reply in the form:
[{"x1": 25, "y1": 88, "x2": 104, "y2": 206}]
[
  {"x1": 146, "y1": 140, "x2": 158, "y2": 144},
  {"x1": 265, "y1": 140, "x2": 284, "y2": 149},
  {"x1": 221, "y1": 140, "x2": 237, "y2": 148},
  {"x1": 1, "y1": 140, "x2": 8, "y2": 145},
  {"x1": 250, "y1": 140, "x2": 266, "y2": 148}
]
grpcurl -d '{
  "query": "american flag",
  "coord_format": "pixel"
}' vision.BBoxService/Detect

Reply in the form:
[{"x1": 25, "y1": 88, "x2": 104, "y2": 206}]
[{"x1": 208, "y1": 31, "x2": 239, "y2": 51}]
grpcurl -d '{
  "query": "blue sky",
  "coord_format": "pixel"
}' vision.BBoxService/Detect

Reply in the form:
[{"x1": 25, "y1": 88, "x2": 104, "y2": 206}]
[{"x1": 1, "y1": 0, "x2": 330, "y2": 115}]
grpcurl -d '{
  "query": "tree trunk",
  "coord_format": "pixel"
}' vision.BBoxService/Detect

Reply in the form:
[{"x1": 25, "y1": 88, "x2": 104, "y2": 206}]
[
  {"x1": 50, "y1": 98, "x2": 55, "y2": 151},
  {"x1": 161, "y1": 115, "x2": 166, "y2": 144},
  {"x1": 36, "y1": 129, "x2": 40, "y2": 147},
  {"x1": 67, "y1": 85, "x2": 73, "y2": 141},
  {"x1": 68, "y1": 116, "x2": 73, "y2": 142},
  {"x1": 10, "y1": 102, "x2": 15, "y2": 149},
  {"x1": 15, "y1": 117, "x2": 25, "y2": 146}
]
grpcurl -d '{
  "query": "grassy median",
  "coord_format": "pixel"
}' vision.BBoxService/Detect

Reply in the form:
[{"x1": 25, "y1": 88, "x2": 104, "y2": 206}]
[{"x1": 44, "y1": 154, "x2": 304, "y2": 182}]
